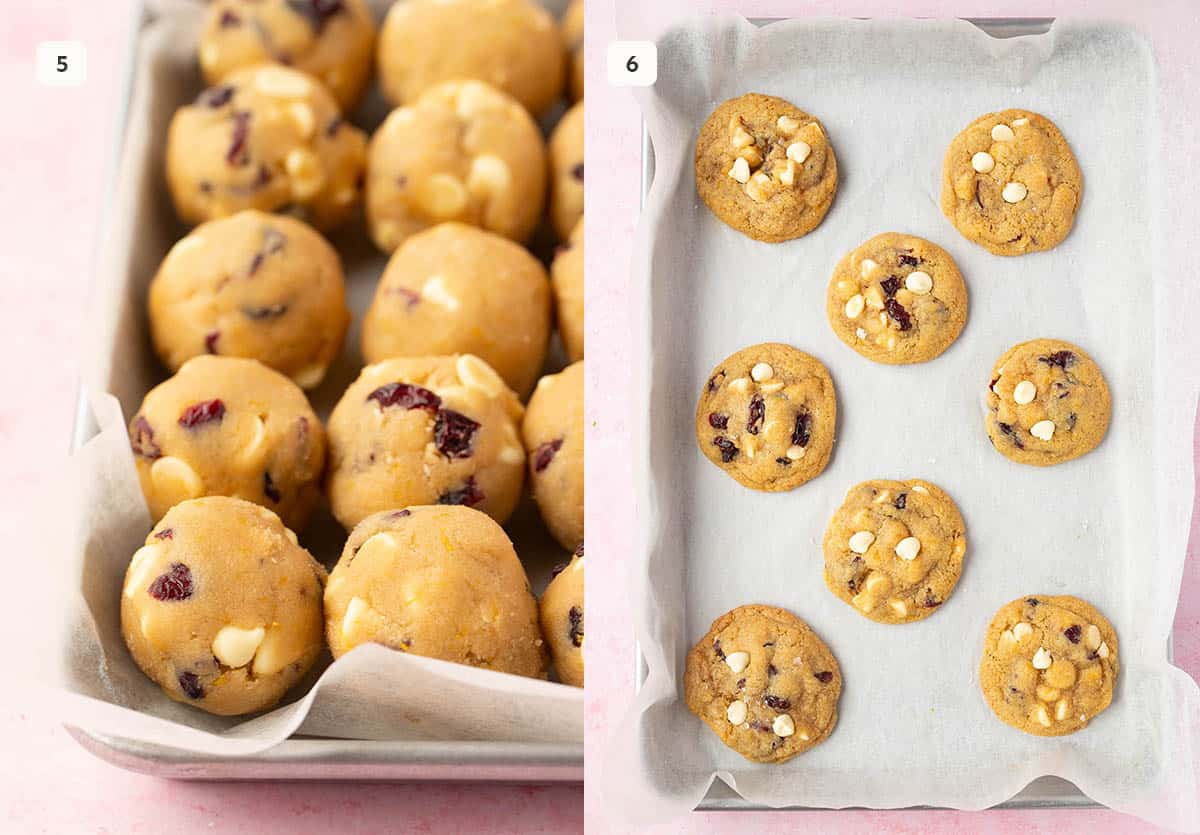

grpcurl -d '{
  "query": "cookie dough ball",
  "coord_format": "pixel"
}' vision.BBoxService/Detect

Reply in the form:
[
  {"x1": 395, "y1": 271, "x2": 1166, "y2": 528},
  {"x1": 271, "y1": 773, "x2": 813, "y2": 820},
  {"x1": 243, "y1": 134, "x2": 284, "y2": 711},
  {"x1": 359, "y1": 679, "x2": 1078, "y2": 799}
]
[
  {"x1": 326, "y1": 354, "x2": 526, "y2": 530},
  {"x1": 695, "y1": 93, "x2": 838, "y2": 243},
  {"x1": 562, "y1": 0, "x2": 584, "y2": 102},
  {"x1": 128, "y1": 355, "x2": 326, "y2": 530},
  {"x1": 365, "y1": 81, "x2": 547, "y2": 253},
  {"x1": 325, "y1": 505, "x2": 546, "y2": 678},
  {"x1": 540, "y1": 545, "x2": 583, "y2": 687},
  {"x1": 685, "y1": 604, "x2": 841, "y2": 764},
  {"x1": 198, "y1": 0, "x2": 377, "y2": 112},
  {"x1": 942, "y1": 109, "x2": 1082, "y2": 255},
  {"x1": 362, "y1": 223, "x2": 551, "y2": 398},
  {"x1": 522, "y1": 362, "x2": 584, "y2": 552},
  {"x1": 980, "y1": 595, "x2": 1118, "y2": 736},
  {"x1": 985, "y1": 339, "x2": 1110, "y2": 466},
  {"x1": 149, "y1": 211, "x2": 349, "y2": 389},
  {"x1": 827, "y1": 233, "x2": 967, "y2": 365},
  {"x1": 166, "y1": 64, "x2": 367, "y2": 230},
  {"x1": 548, "y1": 100, "x2": 584, "y2": 240},
  {"x1": 695, "y1": 343, "x2": 837, "y2": 492},
  {"x1": 823, "y1": 479, "x2": 966, "y2": 624},
  {"x1": 120, "y1": 497, "x2": 326, "y2": 716},
  {"x1": 551, "y1": 217, "x2": 584, "y2": 361},
  {"x1": 377, "y1": 0, "x2": 565, "y2": 117}
]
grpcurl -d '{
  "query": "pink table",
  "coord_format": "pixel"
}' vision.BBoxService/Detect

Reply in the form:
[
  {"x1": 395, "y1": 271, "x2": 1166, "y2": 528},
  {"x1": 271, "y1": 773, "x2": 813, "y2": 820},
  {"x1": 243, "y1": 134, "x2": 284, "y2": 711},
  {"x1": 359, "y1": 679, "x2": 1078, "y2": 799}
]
[{"x1": 583, "y1": 0, "x2": 1200, "y2": 832}]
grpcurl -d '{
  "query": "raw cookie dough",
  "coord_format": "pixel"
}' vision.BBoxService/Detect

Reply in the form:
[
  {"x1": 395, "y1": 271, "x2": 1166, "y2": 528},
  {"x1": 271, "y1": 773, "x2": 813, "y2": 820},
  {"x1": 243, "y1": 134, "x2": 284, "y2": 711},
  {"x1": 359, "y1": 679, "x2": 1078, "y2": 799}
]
[
  {"x1": 365, "y1": 80, "x2": 547, "y2": 253},
  {"x1": 980, "y1": 595, "x2": 1119, "y2": 736},
  {"x1": 361, "y1": 223, "x2": 551, "y2": 398},
  {"x1": 695, "y1": 93, "x2": 838, "y2": 243},
  {"x1": 325, "y1": 354, "x2": 526, "y2": 530},
  {"x1": 684, "y1": 604, "x2": 841, "y2": 764},
  {"x1": 823, "y1": 479, "x2": 966, "y2": 624},
  {"x1": 522, "y1": 361, "x2": 584, "y2": 552},
  {"x1": 548, "y1": 99, "x2": 584, "y2": 240},
  {"x1": 128, "y1": 355, "x2": 326, "y2": 531},
  {"x1": 166, "y1": 64, "x2": 367, "y2": 230},
  {"x1": 149, "y1": 210, "x2": 349, "y2": 389},
  {"x1": 826, "y1": 232, "x2": 968, "y2": 365},
  {"x1": 941, "y1": 109, "x2": 1083, "y2": 256},
  {"x1": 695, "y1": 343, "x2": 836, "y2": 492},
  {"x1": 551, "y1": 216, "x2": 584, "y2": 361},
  {"x1": 562, "y1": 0, "x2": 584, "y2": 102},
  {"x1": 324, "y1": 505, "x2": 546, "y2": 678},
  {"x1": 377, "y1": 0, "x2": 565, "y2": 117},
  {"x1": 121, "y1": 496, "x2": 326, "y2": 716},
  {"x1": 540, "y1": 544, "x2": 584, "y2": 687},
  {"x1": 985, "y1": 338, "x2": 1111, "y2": 466},
  {"x1": 198, "y1": 0, "x2": 377, "y2": 112}
]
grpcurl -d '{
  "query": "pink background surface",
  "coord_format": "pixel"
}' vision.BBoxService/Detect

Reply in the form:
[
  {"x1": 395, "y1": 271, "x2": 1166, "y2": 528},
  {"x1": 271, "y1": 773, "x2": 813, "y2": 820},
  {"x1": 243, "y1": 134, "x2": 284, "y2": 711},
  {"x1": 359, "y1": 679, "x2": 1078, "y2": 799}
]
[{"x1": 583, "y1": 0, "x2": 1200, "y2": 833}]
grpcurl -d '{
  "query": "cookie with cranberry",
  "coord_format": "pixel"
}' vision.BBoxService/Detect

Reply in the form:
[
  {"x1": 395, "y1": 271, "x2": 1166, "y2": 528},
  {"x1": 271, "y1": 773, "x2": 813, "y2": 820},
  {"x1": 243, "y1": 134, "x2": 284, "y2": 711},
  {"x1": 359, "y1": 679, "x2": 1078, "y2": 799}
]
[
  {"x1": 522, "y1": 361, "x2": 583, "y2": 552},
  {"x1": 685, "y1": 604, "x2": 841, "y2": 764},
  {"x1": 980, "y1": 595, "x2": 1118, "y2": 736},
  {"x1": 540, "y1": 545, "x2": 583, "y2": 687},
  {"x1": 985, "y1": 338, "x2": 1110, "y2": 466},
  {"x1": 826, "y1": 232, "x2": 967, "y2": 365},
  {"x1": 695, "y1": 93, "x2": 838, "y2": 242},
  {"x1": 548, "y1": 99, "x2": 584, "y2": 240},
  {"x1": 695, "y1": 343, "x2": 836, "y2": 491}
]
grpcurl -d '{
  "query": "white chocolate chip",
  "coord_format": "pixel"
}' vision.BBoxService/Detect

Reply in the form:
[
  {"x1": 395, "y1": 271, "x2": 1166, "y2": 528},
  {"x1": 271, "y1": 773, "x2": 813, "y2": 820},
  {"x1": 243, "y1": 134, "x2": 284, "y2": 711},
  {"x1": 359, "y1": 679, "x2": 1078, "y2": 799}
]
[
  {"x1": 1084, "y1": 624, "x2": 1102, "y2": 651},
  {"x1": 1013, "y1": 380, "x2": 1036, "y2": 405},
  {"x1": 212, "y1": 625, "x2": 266, "y2": 668},
  {"x1": 291, "y1": 364, "x2": 326, "y2": 389},
  {"x1": 772, "y1": 714, "x2": 796, "y2": 737},
  {"x1": 240, "y1": 415, "x2": 267, "y2": 462},
  {"x1": 844, "y1": 294, "x2": 865, "y2": 319},
  {"x1": 1097, "y1": 642, "x2": 1110, "y2": 659},
  {"x1": 1056, "y1": 698, "x2": 1071, "y2": 721},
  {"x1": 422, "y1": 275, "x2": 461, "y2": 311},
  {"x1": 848, "y1": 531, "x2": 875, "y2": 554},
  {"x1": 1002, "y1": 181, "x2": 1028, "y2": 203},
  {"x1": 860, "y1": 258, "x2": 878, "y2": 278},
  {"x1": 456, "y1": 354, "x2": 505, "y2": 397},
  {"x1": 1012, "y1": 117, "x2": 1029, "y2": 127},
  {"x1": 750, "y1": 362, "x2": 774, "y2": 382},
  {"x1": 288, "y1": 103, "x2": 315, "y2": 139},
  {"x1": 855, "y1": 327, "x2": 867, "y2": 340},
  {"x1": 785, "y1": 445, "x2": 806, "y2": 460},
  {"x1": 971, "y1": 151, "x2": 995, "y2": 173},
  {"x1": 422, "y1": 173, "x2": 468, "y2": 217},
  {"x1": 1036, "y1": 685, "x2": 1060, "y2": 702},
  {"x1": 911, "y1": 485, "x2": 928, "y2": 494},
  {"x1": 725, "y1": 651, "x2": 750, "y2": 674},
  {"x1": 776, "y1": 115, "x2": 800, "y2": 133},
  {"x1": 888, "y1": 599, "x2": 909, "y2": 617},
  {"x1": 894, "y1": 536, "x2": 921, "y2": 561},
  {"x1": 1030, "y1": 420, "x2": 1055, "y2": 441},
  {"x1": 254, "y1": 66, "x2": 312, "y2": 98},
  {"x1": 730, "y1": 126, "x2": 755, "y2": 148},
  {"x1": 356, "y1": 532, "x2": 400, "y2": 564},
  {"x1": 999, "y1": 629, "x2": 1016, "y2": 649},
  {"x1": 199, "y1": 43, "x2": 219, "y2": 71},
  {"x1": 728, "y1": 377, "x2": 751, "y2": 394},
  {"x1": 991, "y1": 123, "x2": 1015, "y2": 142},
  {"x1": 499, "y1": 445, "x2": 524, "y2": 465},
  {"x1": 285, "y1": 148, "x2": 325, "y2": 200},
  {"x1": 728, "y1": 157, "x2": 751, "y2": 183},
  {"x1": 863, "y1": 285, "x2": 885, "y2": 310},
  {"x1": 1012, "y1": 622, "x2": 1033, "y2": 641},
  {"x1": 904, "y1": 271, "x2": 933, "y2": 295},
  {"x1": 467, "y1": 155, "x2": 512, "y2": 194},
  {"x1": 760, "y1": 381, "x2": 785, "y2": 394},
  {"x1": 745, "y1": 172, "x2": 772, "y2": 202},
  {"x1": 284, "y1": 527, "x2": 299, "y2": 546},
  {"x1": 1036, "y1": 704, "x2": 1052, "y2": 727},
  {"x1": 150, "y1": 456, "x2": 204, "y2": 504},
  {"x1": 785, "y1": 141, "x2": 811, "y2": 163},
  {"x1": 342, "y1": 596, "x2": 373, "y2": 635},
  {"x1": 251, "y1": 625, "x2": 296, "y2": 676},
  {"x1": 1032, "y1": 646, "x2": 1053, "y2": 669},
  {"x1": 124, "y1": 544, "x2": 164, "y2": 599},
  {"x1": 726, "y1": 700, "x2": 748, "y2": 725},
  {"x1": 778, "y1": 160, "x2": 797, "y2": 186}
]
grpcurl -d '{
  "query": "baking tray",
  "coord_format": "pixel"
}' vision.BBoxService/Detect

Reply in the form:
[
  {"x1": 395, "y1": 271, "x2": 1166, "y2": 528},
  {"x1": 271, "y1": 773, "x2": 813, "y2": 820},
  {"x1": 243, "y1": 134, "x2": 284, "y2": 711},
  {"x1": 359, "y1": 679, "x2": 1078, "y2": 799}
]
[
  {"x1": 66, "y1": 0, "x2": 583, "y2": 782},
  {"x1": 633, "y1": 16, "x2": 1164, "y2": 812}
]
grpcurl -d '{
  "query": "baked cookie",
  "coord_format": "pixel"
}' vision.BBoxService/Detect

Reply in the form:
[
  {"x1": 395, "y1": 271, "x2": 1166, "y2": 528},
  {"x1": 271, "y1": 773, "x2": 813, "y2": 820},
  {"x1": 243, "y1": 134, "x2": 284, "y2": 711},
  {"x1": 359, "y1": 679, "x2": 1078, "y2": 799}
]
[
  {"x1": 522, "y1": 362, "x2": 584, "y2": 552},
  {"x1": 694, "y1": 93, "x2": 838, "y2": 243},
  {"x1": 826, "y1": 232, "x2": 967, "y2": 364},
  {"x1": 823, "y1": 479, "x2": 966, "y2": 624},
  {"x1": 166, "y1": 64, "x2": 367, "y2": 230},
  {"x1": 540, "y1": 545, "x2": 584, "y2": 687},
  {"x1": 148, "y1": 210, "x2": 349, "y2": 389},
  {"x1": 562, "y1": 0, "x2": 584, "y2": 102},
  {"x1": 695, "y1": 343, "x2": 836, "y2": 491},
  {"x1": 551, "y1": 216, "x2": 584, "y2": 361},
  {"x1": 198, "y1": 0, "x2": 377, "y2": 112},
  {"x1": 325, "y1": 354, "x2": 526, "y2": 530},
  {"x1": 361, "y1": 223, "x2": 551, "y2": 399},
  {"x1": 684, "y1": 604, "x2": 841, "y2": 764},
  {"x1": 941, "y1": 109, "x2": 1082, "y2": 256},
  {"x1": 377, "y1": 0, "x2": 565, "y2": 117},
  {"x1": 128, "y1": 355, "x2": 326, "y2": 531},
  {"x1": 120, "y1": 497, "x2": 326, "y2": 716},
  {"x1": 325, "y1": 505, "x2": 547, "y2": 678},
  {"x1": 365, "y1": 81, "x2": 547, "y2": 253},
  {"x1": 985, "y1": 338, "x2": 1110, "y2": 466},
  {"x1": 980, "y1": 595, "x2": 1119, "y2": 736},
  {"x1": 548, "y1": 100, "x2": 584, "y2": 240}
]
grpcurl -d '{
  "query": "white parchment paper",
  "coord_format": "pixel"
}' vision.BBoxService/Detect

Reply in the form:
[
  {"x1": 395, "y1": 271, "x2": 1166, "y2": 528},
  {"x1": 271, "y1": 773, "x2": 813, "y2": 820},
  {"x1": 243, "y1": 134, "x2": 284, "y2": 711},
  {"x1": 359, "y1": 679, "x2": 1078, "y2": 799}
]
[
  {"x1": 608, "y1": 16, "x2": 1200, "y2": 829},
  {"x1": 42, "y1": 0, "x2": 582, "y2": 755}
]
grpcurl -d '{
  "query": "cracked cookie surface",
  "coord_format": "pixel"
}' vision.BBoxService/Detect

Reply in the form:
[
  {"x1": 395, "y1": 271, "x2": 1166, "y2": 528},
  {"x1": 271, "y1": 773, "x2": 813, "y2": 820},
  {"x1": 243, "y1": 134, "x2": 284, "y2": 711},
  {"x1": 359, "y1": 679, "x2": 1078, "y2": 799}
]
[
  {"x1": 694, "y1": 93, "x2": 838, "y2": 242},
  {"x1": 685, "y1": 604, "x2": 841, "y2": 764},
  {"x1": 695, "y1": 343, "x2": 836, "y2": 492},
  {"x1": 941, "y1": 109, "x2": 1082, "y2": 256},
  {"x1": 826, "y1": 232, "x2": 967, "y2": 364},
  {"x1": 823, "y1": 479, "x2": 966, "y2": 624},
  {"x1": 980, "y1": 595, "x2": 1119, "y2": 736},
  {"x1": 985, "y1": 338, "x2": 1110, "y2": 466}
]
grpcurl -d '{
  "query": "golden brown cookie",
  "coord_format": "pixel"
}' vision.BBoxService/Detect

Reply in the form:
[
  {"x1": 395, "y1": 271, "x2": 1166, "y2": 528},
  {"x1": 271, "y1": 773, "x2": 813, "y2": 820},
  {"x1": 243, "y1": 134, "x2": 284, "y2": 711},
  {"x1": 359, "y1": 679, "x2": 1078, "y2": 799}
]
[
  {"x1": 826, "y1": 232, "x2": 967, "y2": 364},
  {"x1": 941, "y1": 109, "x2": 1082, "y2": 256},
  {"x1": 985, "y1": 339, "x2": 1110, "y2": 466},
  {"x1": 823, "y1": 479, "x2": 966, "y2": 624},
  {"x1": 540, "y1": 544, "x2": 584, "y2": 687},
  {"x1": 684, "y1": 604, "x2": 841, "y2": 764},
  {"x1": 980, "y1": 595, "x2": 1119, "y2": 736},
  {"x1": 694, "y1": 93, "x2": 838, "y2": 243},
  {"x1": 548, "y1": 99, "x2": 584, "y2": 240},
  {"x1": 551, "y1": 216, "x2": 584, "y2": 362},
  {"x1": 522, "y1": 362, "x2": 584, "y2": 552},
  {"x1": 695, "y1": 343, "x2": 836, "y2": 491}
]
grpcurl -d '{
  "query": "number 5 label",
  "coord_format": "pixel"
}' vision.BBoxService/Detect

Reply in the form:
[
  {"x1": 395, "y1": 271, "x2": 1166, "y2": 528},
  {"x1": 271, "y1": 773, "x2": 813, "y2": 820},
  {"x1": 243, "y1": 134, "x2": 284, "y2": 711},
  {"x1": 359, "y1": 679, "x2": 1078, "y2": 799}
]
[
  {"x1": 37, "y1": 41, "x2": 87, "y2": 86},
  {"x1": 608, "y1": 41, "x2": 657, "y2": 87}
]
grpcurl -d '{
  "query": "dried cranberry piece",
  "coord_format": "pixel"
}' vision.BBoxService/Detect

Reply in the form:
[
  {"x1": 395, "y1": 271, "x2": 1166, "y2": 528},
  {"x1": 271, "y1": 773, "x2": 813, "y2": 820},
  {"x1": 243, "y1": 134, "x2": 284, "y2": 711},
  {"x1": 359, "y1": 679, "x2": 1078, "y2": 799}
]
[
  {"x1": 712, "y1": 436, "x2": 738, "y2": 463},
  {"x1": 197, "y1": 85, "x2": 234, "y2": 108},
  {"x1": 884, "y1": 298, "x2": 912, "y2": 331},
  {"x1": 997, "y1": 421, "x2": 1025, "y2": 450},
  {"x1": 148, "y1": 563, "x2": 194, "y2": 601},
  {"x1": 204, "y1": 331, "x2": 220, "y2": 354},
  {"x1": 437, "y1": 477, "x2": 484, "y2": 507},
  {"x1": 880, "y1": 276, "x2": 901, "y2": 297},
  {"x1": 791, "y1": 410, "x2": 811, "y2": 447},
  {"x1": 263, "y1": 471, "x2": 281, "y2": 503},
  {"x1": 550, "y1": 561, "x2": 568, "y2": 578},
  {"x1": 1039, "y1": 351, "x2": 1076, "y2": 370},
  {"x1": 1026, "y1": 598, "x2": 1040, "y2": 606},
  {"x1": 226, "y1": 111, "x2": 252, "y2": 166},
  {"x1": 775, "y1": 457, "x2": 791, "y2": 465},
  {"x1": 178, "y1": 399, "x2": 226, "y2": 428},
  {"x1": 534, "y1": 438, "x2": 563, "y2": 472},
  {"x1": 814, "y1": 671, "x2": 834, "y2": 684},
  {"x1": 389, "y1": 509, "x2": 412, "y2": 520},
  {"x1": 897, "y1": 253, "x2": 920, "y2": 267},
  {"x1": 219, "y1": 9, "x2": 241, "y2": 27},
  {"x1": 324, "y1": 116, "x2": 343, "y2": 138},
  {"x1": 568, "y1": 606, "x2": 583, "y2": 648},
  {"x1": 571, "y1": 162, "x2": 584, "y2": 181},
  {"x1": 434, "y1": 409, "x2": 480, "y2": 459},
  {"x1": 391, "y1": 286, "x2": 421, "y2": 308},
  {"x1": 767, "y1": 664, "x2": 778, "y2": 677},
  {"x1": 286, "y1": 0, "x2": 345, "y2": 32},
  {"x1": 178, "y1": 672, "x2": 205, "y2": 699},
  {"x1": 747, "y1": 394, "x2": 765, "y2": 435},
  {"x1": 735, "y1": 678, "x2": 746, "y2": 689},
  {"x1": 712, "y1": 640, "x2": 725, "y2": 660},
  {"x1": 1064, "y1": 624, "x2": 1082, "y2": 644},
  {"x1": 708, "y1": 412, "x2": 729, "y2": 430},
  {"x1": 894, "y1": 493, "x2": 907, "y2": 510},
  {"x1": 242, "y1": 303, "x2": 288, "y2": 319},
  {"x1": 367, "y1": 382, "x2": 441, "y2": 411},
  {"x1": 574, "y1": 542, "x2": 584, "y2": 559},
  {"x1": 749, "y1": 720, "x2": 772, "y2": 732},
  {"x1": 763, "y1": 694, "x2": 791, "y2": 710},
  {"x1": 130, "y1": 416, "x2": 162, "y2": 460},
  {"x1": 1066, "y1": 412, "x2": 1078, "y2": 431},
  {"x1": 707, "y1": 372, "x2": 725, "y2": 392},
  {"x1": 153, "y1": 528, "x2": 174, "y2": 540},
  {"x1": 922, "y1": 591, "x2": 942, "y2": 608}
]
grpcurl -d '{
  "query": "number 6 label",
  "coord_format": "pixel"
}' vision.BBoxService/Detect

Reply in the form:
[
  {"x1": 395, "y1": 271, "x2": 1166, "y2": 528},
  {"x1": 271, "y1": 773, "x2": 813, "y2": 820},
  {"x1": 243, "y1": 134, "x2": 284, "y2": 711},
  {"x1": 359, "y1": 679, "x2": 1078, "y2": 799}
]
[
  {"x1": 37, "y1": 41, "x2": 87, "y2": 86},
  {"x1": 608, "y1": 41, "x2": 657, "y2": 87}
]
